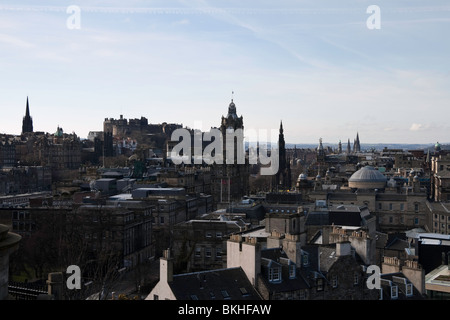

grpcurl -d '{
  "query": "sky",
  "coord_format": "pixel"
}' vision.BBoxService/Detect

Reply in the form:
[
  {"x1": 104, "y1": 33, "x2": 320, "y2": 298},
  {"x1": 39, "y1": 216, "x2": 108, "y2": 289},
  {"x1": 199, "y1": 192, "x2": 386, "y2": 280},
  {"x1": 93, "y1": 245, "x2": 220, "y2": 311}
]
[{"x1": 0, "y1": 0, "x2": 449, "y2": 145}]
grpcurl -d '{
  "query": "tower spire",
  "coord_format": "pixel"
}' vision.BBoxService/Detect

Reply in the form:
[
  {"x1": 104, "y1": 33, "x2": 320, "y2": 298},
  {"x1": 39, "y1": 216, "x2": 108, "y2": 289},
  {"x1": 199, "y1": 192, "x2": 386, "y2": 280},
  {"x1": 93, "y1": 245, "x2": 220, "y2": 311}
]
[
  {"x1": 22, "y1": 96, "x2": 33, "y2": 134},
  {"x1": 26, "y1": 96, "x2": 30, "y2": 117}
]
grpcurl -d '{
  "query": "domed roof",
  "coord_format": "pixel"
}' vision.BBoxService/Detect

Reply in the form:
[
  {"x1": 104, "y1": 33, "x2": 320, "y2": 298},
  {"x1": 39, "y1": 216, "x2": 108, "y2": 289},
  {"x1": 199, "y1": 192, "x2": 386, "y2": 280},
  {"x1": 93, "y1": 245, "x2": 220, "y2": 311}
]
[
  {"x1": 298, "y1": 173, "x2": 307, "y2": 181},
  {"x1": 348, "y1": 166, "x2": 387, "y2": 189},
  {"x1": 435, "y1": 142, "x2": 441, "y2": 151},
  {"x1": 227, "y1": 99, "x2": 237, "y2": 119}
]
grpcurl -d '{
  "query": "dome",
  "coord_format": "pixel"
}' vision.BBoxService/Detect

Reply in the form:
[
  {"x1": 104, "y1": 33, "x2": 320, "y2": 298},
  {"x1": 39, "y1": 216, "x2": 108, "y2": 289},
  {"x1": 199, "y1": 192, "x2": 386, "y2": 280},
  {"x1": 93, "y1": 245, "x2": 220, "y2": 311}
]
[
  {"x1": 227, "y1": 99, "x2": 237, "y2": 119},
  {"x1": 387, "y1": 177, "x2": 396, "y2": 188},
  {"x1": 298, "y1": 173, "x2": 307, "y2": 181},
  {"x1": 435, "y1": 142, "x2": 441, "y2": 151},
  {"x1": 348, "y1": 166, "x2": 387, "y2": 189}
]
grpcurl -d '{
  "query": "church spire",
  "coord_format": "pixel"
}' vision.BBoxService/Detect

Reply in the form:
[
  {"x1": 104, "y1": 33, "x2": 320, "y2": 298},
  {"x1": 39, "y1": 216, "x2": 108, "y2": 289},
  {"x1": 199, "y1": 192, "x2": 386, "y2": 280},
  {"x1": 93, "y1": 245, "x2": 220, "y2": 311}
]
[
  {"x1": 22, "y1": 96, "x2": 33, "y2": 134},
  {"x1": 26, "y1": 96, "x2": 30, "y2": 117}
]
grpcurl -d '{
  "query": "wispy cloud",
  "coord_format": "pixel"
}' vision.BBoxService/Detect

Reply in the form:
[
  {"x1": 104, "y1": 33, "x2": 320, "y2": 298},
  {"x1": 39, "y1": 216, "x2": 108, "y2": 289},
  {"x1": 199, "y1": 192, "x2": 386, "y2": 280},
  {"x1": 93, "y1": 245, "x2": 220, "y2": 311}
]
[{"x1": 0, "y1": 33, "x2": 34, "y2": 48}]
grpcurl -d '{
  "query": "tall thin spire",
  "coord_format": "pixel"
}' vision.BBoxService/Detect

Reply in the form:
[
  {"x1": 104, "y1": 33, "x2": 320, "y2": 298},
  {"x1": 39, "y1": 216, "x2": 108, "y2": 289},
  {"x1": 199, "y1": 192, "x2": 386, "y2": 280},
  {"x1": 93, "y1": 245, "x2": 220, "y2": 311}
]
[
  {"x1": 22, "y1": 96, "x2": 33, "y2": 134},
  {"x1": 26, "y1": 96, "x2": 30, "y2": 117}
]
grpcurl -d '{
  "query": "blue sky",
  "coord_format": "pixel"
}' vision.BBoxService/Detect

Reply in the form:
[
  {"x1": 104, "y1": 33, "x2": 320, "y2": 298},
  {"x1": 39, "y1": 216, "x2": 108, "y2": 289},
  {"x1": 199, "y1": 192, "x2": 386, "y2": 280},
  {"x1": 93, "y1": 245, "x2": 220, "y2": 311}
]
[{"x1": 0, "y1": 0, "x2": 449, "y2": 144}]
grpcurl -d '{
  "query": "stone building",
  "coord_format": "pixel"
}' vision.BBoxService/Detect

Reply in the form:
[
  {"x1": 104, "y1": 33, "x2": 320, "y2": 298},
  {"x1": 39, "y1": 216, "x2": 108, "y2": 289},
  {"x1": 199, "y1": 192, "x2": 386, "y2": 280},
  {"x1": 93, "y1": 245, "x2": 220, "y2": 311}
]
[
  {"x1": 309, "y1": 165, "x2": 429, "y2": 234},
  {"x1": 171, "y1": 216, "x2": 248, "y2": 273},
  {"x1": 0, "y1": 137, "x2": 16, "y2": 168},
  {"x1": 130, "y1": 187, "x2": 191, "y2": 256},
  {"x1": 156, "y1": 166, "x2": 212, "y2": 195},
  {"x1": 381, "y1": 256, "x2": 425, "y2": 298},
  {"x1": 72, "y1": 201, "x2": 154, "y2": 270},
  {"x1": 0, "y1": 224, "x2": 21, "y2": 300},
  {"x1": 226, "y1": 234, "x2": 378, "y2": 300},
  {"x1": 103, "y1": 115, "x2": 182, "y2": 151},
  {"x1": 0, "y1": 167, "x2": 52, "y2": 195},
  {"x1": 430, "y1": 152, "x2": 450, "y2": 202},
  {"x1": 211, "y1": 99, "x2": 250, "y2": 207},
  {"x1": 145, "y1": 249, "x2": 262, "y2": 300}
]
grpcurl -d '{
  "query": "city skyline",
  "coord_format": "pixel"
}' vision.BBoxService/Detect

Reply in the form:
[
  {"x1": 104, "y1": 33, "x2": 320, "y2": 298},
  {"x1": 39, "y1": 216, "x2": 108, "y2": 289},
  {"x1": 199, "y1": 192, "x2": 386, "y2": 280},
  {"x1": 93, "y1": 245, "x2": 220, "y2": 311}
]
[{"x1": 1, "y1": 1, "x2": 449, "y2": 144}]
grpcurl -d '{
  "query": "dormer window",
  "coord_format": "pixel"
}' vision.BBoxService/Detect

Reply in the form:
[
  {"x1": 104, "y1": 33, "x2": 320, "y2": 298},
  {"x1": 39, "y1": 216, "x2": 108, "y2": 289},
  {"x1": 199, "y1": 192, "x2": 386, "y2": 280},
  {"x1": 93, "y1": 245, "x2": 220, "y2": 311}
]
[
  {"x1": 353, "y1": 272, "x2": 359, "y2": 285},
  {"x1": 332, "y1": 274, "x2": 338, "y2": 288},
  {"x1": 269, "y1": 267, "x2": 281, "y2": 282},
  {"x1": 289, "y1": 264, "x2": 296, "y2": 279},
  {"x1": 406, "y1": 283, "x2": 413, "y2": 297},
  {"x1": 391, "y1": 285, "x2": 398, "y2": 299},
  {"x1": 221, "y1": 290, "x2": 230, "y2": 299},
  {"x1": 302, "y1": 252, "x2": 309, "y2": 267}
]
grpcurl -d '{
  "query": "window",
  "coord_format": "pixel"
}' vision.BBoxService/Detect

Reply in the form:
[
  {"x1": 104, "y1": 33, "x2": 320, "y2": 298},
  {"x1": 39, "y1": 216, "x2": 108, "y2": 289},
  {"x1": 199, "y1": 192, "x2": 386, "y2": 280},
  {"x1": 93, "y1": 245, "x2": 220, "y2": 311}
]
[
  {"x1": 299, "y1": 290, "x2": 306, "y2": 300},
  {"x1": 239, "y1": 287, "x2": 249, "y2": 297},
  {"x1": 289, "y1": 264, "x2": 296, "y2": 279},
  {"x1": 332, "y1": 274, "x2": 338, "y2": 288},
  {"x1": 216, "y1": 232, "x2": 222, "y2": 238},
  {"x1": 414, "y1": 217, "x2": 419, "y2": 225},
  {"x1": 389, "y1": 216, "x2": 393, "y2": 223},
  {"x1": 206, "y1": 232, "x2": 212, "y2": 238},
  {"x1": 378, "y1": 203, "x2": 382, "y2": 210},
  {"x1": 205, "y1": 247, "x2": 211, "y2": 258},
  {"x1": 354, "y1": 272, "x2": 359, "y2": 285},
  {"x1": 400, "y1": 203, "x2": 404, "y2": 211},
  {"x1": 391, "y1": 285, "x2": 398, "y2": 299},
  {"x1": 216, "y1": 247, "x2": 222, "y2": 259},
  {"x1": 406, "y1": 283, "x2": 413, "y2": 297},
  {"x1": 221, "y1": 290, "x2": 230, "y2": 299},
  {"x1": 269, "y1": 267, "x2": 281, "y2": 282},
  {"x1": 316, "y1": 278, "x2": 324, "y2": 291},
  {"x1": 195, "y1": 247, "x2": 201, "y2": 257},
  {"x1": 302, "y1": 252, "x2": 309, "y2": 267},
  {"x1": 389, "y1": 203, "x2": 393, "y2": 211},
  {"x1": 415, "y1": 204, "x2": 419, "y2": 212}
]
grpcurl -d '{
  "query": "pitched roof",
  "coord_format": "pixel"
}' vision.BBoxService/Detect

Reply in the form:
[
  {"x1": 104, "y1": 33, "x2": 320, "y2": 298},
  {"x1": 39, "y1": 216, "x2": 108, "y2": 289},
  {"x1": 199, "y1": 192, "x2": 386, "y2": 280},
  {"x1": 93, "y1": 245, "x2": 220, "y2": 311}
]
[
  {"x1": 380, "y1": 272, "x2": 424, "y2": 300},
  {"x1": 259, "y1": 248, "x2": 310, "y2": 293},
  {"x1": 169, "y1": 267, "x2": 262, "y2": 300}
]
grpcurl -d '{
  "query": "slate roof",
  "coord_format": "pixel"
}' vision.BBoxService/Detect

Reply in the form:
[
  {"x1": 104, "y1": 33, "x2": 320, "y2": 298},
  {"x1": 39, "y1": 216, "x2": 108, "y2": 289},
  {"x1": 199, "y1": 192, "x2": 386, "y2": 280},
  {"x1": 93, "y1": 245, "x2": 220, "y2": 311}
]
[
  {"x1": 380, "y1": 272, "x2": 424, "y2": 300},
  {"x1": 375, "y1": 231, "x2": 389, "y2": 249},
  {"x1": 318, "y1": 246, "x2": 338, "y2": 273},
  {"x1": 385, "y1": 235, "x2": 409, "y2": 252},
  {"x1": 169, "y1": 267, "x2": 262, "y2": 300},
  {"x1": 259, "y1": 248, "x2": 310, "y2": 293},
  {"x1": 305, "y1": 211, "x2": 329, "y2": 226}
]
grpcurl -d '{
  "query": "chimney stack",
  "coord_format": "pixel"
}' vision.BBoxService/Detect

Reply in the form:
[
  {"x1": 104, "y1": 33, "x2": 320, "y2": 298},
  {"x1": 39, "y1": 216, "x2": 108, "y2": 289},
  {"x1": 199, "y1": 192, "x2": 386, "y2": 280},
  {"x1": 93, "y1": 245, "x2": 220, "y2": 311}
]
[
  {"x1": 160, "y1": 248, "x2": 173, "y2": 283},
  {"x1": 336, "y1": 241, "x2": 352, "y2": 257}
]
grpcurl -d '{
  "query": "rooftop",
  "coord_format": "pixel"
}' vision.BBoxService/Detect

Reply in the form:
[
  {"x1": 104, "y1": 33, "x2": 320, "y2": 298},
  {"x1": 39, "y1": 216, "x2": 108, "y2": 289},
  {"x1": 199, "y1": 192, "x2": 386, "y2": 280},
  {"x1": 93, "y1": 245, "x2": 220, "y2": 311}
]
[
  {"x1": 425, "y1": 265, "x2": 450, "y2": 294},
  {"x1": 169, "y1": 267, "x2": 262, "y2": 300}
]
